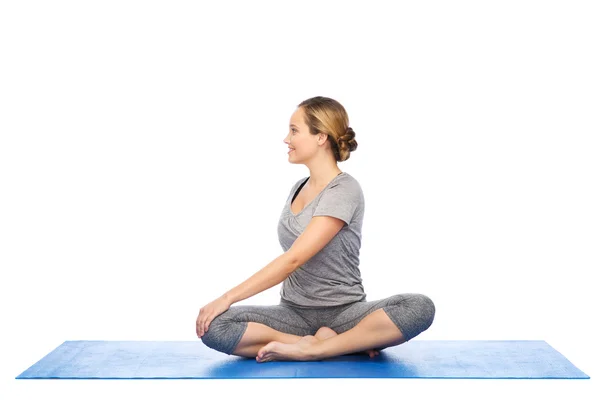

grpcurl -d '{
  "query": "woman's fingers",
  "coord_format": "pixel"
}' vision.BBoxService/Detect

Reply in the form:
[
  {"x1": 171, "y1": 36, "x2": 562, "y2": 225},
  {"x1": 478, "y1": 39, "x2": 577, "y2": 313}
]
[
  {"x1": 198, "y1": 308, "x2": 213, "y2": 337},
  {"x1": 197, "y1": 308, "x2": 206, "y2": 337}
]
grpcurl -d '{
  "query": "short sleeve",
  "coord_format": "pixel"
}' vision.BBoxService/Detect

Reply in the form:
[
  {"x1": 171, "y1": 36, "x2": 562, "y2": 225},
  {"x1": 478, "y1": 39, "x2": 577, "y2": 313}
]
[{"x1": 313, "y1": 180, "x2": 361, "y2": 225}]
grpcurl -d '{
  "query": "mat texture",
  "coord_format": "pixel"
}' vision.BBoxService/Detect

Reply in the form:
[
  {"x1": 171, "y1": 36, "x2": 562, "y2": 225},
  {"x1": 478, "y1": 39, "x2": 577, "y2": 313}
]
[{"x1": 16, "y1": 340, "x2": 589, "y2": 379}]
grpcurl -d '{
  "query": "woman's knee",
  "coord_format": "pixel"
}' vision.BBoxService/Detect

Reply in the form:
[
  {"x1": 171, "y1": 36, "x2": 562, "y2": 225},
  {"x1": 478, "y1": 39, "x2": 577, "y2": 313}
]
[
  {"x1": 200, "y1": 308, "x2": 247, "y2": 355},
  {"x1": 387, "y1": 293, "x2": 436, "y2": 340},
  {"x1": 412, "y1": 293, "x2": 436, "y2": 329}
]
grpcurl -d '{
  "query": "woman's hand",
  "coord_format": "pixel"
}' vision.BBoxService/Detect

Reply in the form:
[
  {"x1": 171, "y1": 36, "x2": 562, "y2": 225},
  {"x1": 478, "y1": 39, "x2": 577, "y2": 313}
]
[{"x1": 196, "y1": 295, "x2": 232, "y2": 338}]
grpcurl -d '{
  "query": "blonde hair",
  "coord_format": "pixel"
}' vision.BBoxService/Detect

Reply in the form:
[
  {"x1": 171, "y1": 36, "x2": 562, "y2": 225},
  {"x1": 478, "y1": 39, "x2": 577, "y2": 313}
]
[{"x1": 298, "y1": 96, "x2": 358, "y2": 162}]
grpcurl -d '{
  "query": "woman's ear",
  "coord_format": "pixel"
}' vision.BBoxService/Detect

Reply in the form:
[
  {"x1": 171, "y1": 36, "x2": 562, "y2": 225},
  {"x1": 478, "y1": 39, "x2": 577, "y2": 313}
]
[{"x1": 318, "y1": 132, "x2": 329, "y2": 145}]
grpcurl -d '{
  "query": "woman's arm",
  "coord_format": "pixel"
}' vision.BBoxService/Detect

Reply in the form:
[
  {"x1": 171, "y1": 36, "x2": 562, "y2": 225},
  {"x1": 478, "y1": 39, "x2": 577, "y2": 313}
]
[
  {"x1": 222, "y1": 252, "x2": 298, "y2": 305},
  {"x1": 198, "y1": 216, "x2": 344, "y2": 337},
  {"x1": 220, "y1": 215, "x2": 344, "y2": 305},
  {"x1": 196, "y1": 252, "x2": 298, "y2": 337}
]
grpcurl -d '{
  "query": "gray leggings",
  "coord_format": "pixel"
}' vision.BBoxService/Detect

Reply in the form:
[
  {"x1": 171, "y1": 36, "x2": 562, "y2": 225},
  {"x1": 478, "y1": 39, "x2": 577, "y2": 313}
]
[{"x1": 201, "y1": 293, "x2": 436, "y2": 355}]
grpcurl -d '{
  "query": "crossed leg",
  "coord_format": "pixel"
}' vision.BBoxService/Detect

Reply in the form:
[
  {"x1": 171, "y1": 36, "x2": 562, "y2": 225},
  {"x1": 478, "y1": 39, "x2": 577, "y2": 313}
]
[
  {"x1": 204, "y1": 294, "x2": 434, "y2": 362},
  {"x1": 256, "y1": 308, "x2": 404, "y2": 362},
  {"x1": 314, "y1": 327, "x2": 380, "y2": 358},
  {"x1": 232, "y1": 322, "x2": 304, "y2": 357},
  {"x1": 233, "y1": 323, "x2": 380, "y2": 359},
  {"x1": 255, "y1": 293, "x2": 436, "y2": 362}
]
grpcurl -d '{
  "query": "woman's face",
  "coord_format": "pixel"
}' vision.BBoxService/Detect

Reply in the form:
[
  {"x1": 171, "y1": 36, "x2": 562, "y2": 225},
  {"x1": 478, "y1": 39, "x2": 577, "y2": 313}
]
[{"x1": 284, "y1": 108, "x2": 320, "y2": 163}]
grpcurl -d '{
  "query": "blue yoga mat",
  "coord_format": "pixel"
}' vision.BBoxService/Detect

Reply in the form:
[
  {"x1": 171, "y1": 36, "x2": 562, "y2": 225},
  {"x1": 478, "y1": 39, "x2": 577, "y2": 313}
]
[{"x1": 16, "y1": 340, "x2": 589, "y2": 379}]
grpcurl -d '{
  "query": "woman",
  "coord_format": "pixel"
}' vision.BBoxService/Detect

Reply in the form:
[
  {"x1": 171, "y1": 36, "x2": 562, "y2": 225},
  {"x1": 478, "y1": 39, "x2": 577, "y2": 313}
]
[{"x1": 196, "y1": 96, "x2": 435, "y2": 363}]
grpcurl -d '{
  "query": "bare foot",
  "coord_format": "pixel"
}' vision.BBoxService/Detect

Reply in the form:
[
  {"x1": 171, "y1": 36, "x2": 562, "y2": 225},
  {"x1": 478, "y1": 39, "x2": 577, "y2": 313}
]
[
  {"x1": 256, "y1": 335, "x2": 318, "y2": 363},
  {"x1": 315, "y1": 327, "x2": 380, "y2": 358}
]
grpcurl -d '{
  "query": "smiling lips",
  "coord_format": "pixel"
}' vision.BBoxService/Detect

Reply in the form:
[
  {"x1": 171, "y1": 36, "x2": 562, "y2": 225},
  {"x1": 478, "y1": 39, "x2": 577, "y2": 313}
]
[{"x1": 288, "y1": 148, "x2": 295, "y2": 154}]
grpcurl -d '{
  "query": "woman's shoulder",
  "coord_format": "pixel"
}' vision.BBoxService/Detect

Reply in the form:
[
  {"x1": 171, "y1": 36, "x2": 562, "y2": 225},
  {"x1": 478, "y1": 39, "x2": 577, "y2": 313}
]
[
  {"x1": 331, "y1": 172, "x2": 362, "y2": 192},
  {"x1": 320, "y1": 173, "x2": 364, "y2": 206}
]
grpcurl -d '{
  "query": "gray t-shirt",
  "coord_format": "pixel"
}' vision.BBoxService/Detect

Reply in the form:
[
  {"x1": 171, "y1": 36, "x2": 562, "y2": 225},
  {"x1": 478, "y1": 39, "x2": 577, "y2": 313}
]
[{"x1": 277, "y1": 172, "x2": 367, "y2": 308}]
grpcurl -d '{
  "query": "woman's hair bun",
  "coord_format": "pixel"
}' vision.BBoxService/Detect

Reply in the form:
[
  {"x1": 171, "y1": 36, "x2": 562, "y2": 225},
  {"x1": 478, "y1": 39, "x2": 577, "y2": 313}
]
[
  {"x1": 342, "y1": 127, "x2": 358, "y2": 152},
  {"x1": 337, "y1": 127, "x2": 357, "y2": 161}
]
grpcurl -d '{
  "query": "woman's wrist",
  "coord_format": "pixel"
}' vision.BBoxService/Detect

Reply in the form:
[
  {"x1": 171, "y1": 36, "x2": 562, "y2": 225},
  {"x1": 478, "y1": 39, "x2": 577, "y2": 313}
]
[{"x1": 221, "y1": 292, "x2": 235, "y2": 306}]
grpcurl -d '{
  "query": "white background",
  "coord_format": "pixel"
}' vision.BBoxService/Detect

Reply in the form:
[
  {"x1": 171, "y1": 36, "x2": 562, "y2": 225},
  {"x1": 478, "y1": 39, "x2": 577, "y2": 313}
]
[{"x1": 1, "y1": 1, "x2": 598, "y2": 405}]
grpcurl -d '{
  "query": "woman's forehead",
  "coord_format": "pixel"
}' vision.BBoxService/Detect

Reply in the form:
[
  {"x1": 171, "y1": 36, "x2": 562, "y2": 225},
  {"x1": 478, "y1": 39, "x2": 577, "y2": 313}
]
[{"x1": 290, "y1": 108, "x2": 304, "y2": 126}]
